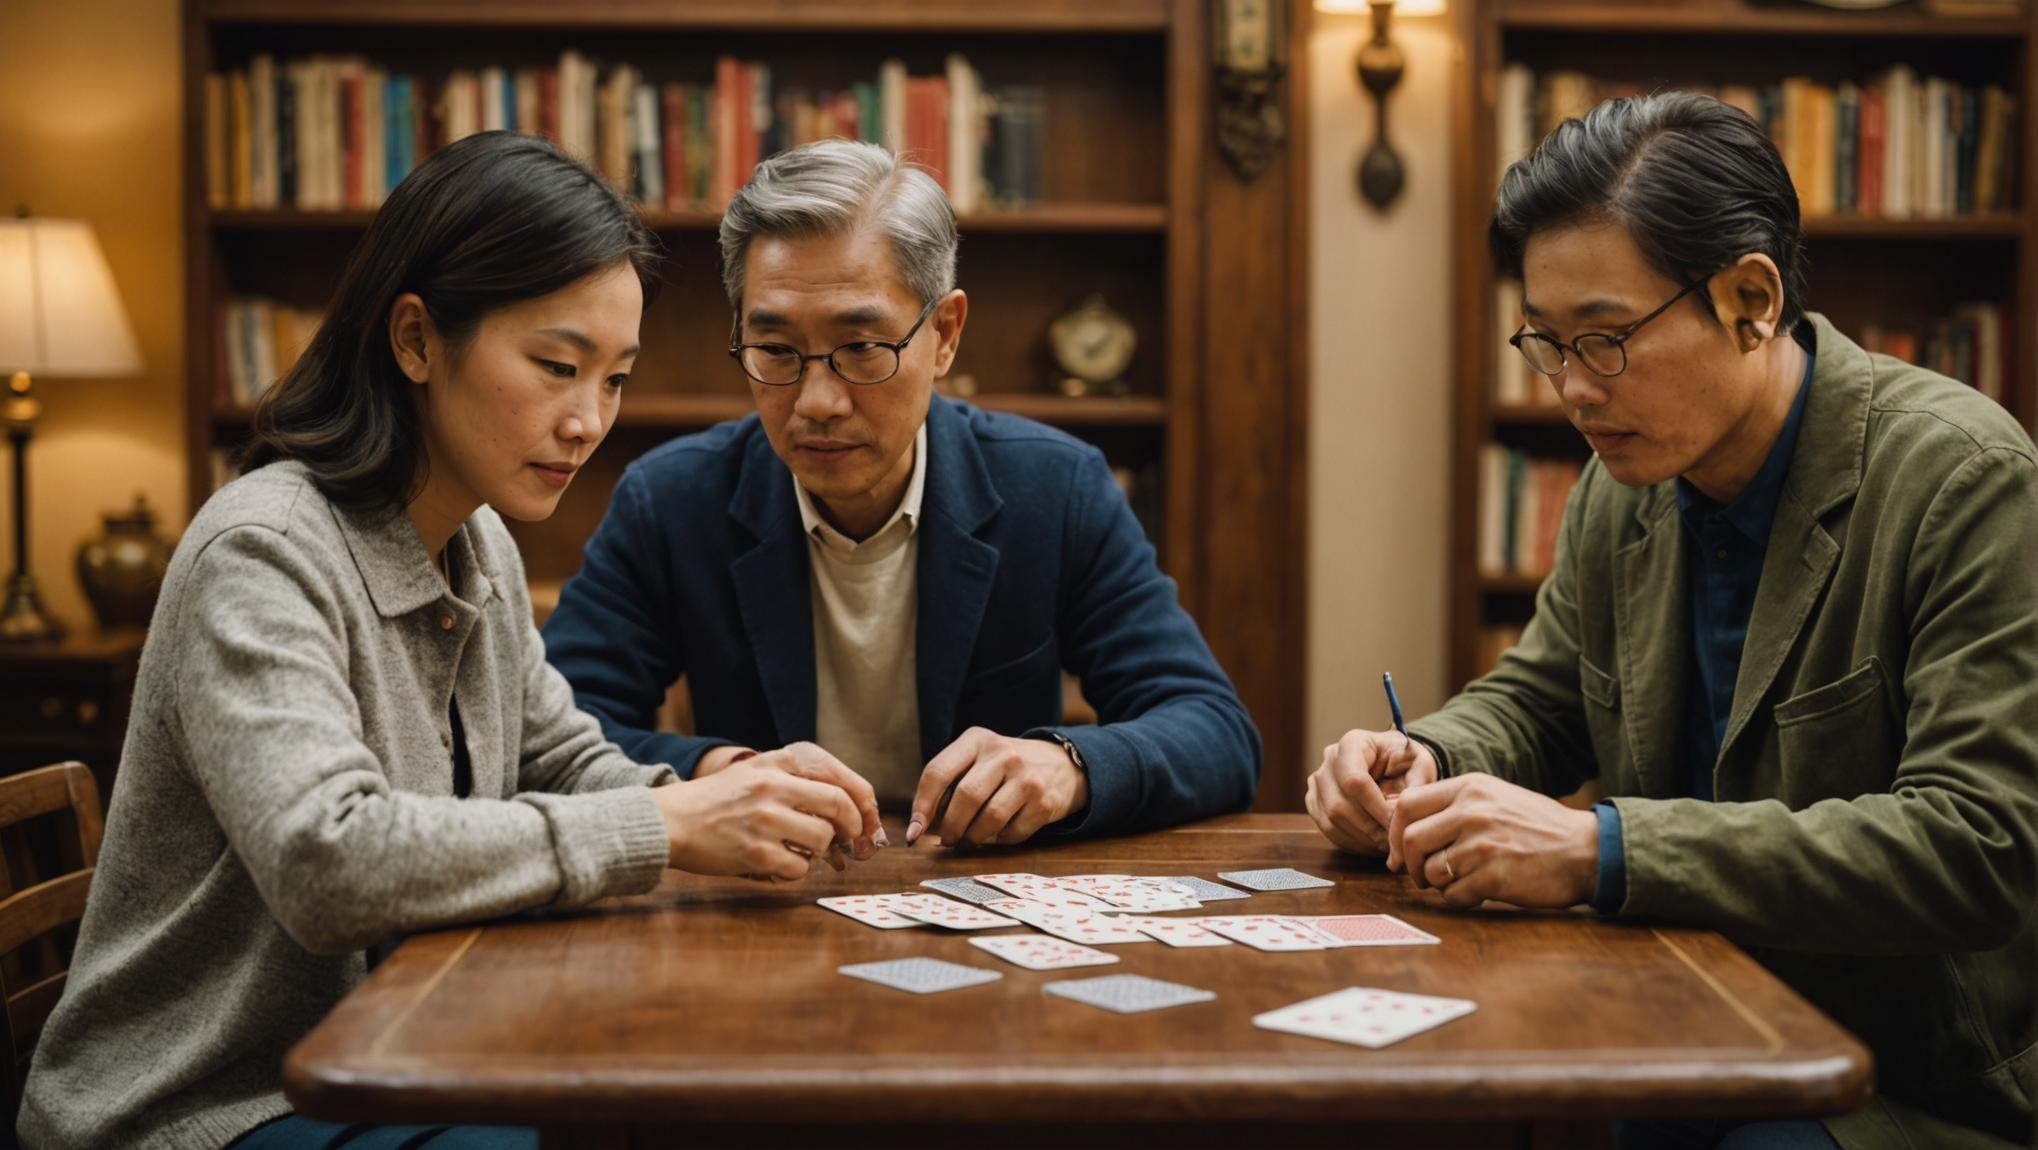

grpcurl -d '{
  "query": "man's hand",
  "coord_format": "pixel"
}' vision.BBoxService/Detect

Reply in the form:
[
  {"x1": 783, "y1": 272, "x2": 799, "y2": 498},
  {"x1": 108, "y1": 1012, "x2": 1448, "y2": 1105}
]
[
  {"x1": 695, "y1": 742, "x2": 886, "y2": 859},
  {"x1": 1386, "y1": 773, "x2": 1600, "y2": 909},
  {"x1": 1305, "y1": 728, "x2": 1438, "y2": 855},
  {"x1": 907, "y1": 727, "x2": 1088, "y2": 847}
]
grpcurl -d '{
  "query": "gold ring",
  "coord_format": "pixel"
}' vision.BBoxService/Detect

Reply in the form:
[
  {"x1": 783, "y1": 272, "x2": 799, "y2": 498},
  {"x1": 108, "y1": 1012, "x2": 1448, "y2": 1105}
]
[{"x1": 1442, "y1": 847, "x2": 1456, "y2": 882}]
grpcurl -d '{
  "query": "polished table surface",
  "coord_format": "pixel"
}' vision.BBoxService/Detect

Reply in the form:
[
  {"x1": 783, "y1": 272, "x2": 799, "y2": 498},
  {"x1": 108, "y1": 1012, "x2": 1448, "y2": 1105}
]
[{"x1": 285, "y1": 814, "x2": 1871, "y2": 1147}]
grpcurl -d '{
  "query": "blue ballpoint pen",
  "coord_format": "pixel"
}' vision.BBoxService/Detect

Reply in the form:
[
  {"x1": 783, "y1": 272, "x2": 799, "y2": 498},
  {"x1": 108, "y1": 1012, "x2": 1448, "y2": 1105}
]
[{"x1": 1383, "y1": 672, "x2": 1408, "y2": 738}]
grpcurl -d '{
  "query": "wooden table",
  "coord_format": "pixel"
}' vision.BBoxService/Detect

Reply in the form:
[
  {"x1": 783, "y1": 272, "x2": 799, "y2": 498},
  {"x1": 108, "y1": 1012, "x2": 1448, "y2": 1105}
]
[{"x1": 285, "y1": 814, "x2": 1872, "y2": 1149}]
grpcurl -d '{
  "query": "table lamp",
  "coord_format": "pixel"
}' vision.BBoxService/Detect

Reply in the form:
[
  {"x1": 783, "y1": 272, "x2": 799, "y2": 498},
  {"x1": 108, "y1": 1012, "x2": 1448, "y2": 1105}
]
[{"x1": 0, "y1": 210, "x2": 144, "y2": 642}]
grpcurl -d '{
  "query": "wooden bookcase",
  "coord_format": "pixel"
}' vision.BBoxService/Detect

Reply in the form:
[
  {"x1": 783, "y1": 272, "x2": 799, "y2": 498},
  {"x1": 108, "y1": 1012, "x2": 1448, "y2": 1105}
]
[
  {"x1": 181, "y1": 0, "x2": 1313, "y2": 802},
  {"x1": 1446, "y1": 0, "x2": 2038, "y2": 689}
]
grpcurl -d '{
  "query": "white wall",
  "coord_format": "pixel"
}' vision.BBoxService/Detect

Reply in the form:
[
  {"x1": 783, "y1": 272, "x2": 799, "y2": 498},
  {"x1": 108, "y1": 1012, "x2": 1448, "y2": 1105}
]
[{"x1": 1305, "y1": 12, "x2": 1457, "y2": 754}]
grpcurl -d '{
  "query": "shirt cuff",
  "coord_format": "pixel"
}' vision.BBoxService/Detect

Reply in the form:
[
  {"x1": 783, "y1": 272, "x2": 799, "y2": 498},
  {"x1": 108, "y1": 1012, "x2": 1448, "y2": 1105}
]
[{"x1": 1590, "y1": 800, "x2": 1628, "y2": 914}]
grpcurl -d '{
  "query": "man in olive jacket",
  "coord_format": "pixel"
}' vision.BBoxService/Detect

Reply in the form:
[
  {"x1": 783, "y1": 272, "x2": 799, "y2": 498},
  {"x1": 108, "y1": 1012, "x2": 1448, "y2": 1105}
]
[{"x1": 1309, "y1": 93, "x2": 2036, "y2": 1150}]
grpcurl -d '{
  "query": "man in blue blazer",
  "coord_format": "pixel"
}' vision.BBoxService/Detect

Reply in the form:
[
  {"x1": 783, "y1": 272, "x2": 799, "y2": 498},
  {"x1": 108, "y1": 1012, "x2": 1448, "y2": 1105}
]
[{"x1": 543, "y1": 139, "x2": 1260, "y2": 850}]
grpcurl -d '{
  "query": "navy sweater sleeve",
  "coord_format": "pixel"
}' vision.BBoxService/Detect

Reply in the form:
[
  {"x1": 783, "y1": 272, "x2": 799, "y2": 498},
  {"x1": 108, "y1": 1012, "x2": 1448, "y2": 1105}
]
[{"x1": 1025, "y1": 447, "x2": 1262, "y2": 839}]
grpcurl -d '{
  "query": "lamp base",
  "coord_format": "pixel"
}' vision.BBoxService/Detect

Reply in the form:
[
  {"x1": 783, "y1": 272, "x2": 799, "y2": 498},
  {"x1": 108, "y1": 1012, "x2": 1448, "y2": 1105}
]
[{"x1": 0, "y1": 571, "x2": 65, "y2": 643}]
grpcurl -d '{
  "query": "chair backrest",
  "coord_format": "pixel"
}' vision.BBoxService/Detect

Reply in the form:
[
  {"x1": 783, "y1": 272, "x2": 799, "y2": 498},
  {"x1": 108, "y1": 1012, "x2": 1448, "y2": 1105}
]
[{"x1": 0, "y1": 763, "x2": 103, "y2": 1134}]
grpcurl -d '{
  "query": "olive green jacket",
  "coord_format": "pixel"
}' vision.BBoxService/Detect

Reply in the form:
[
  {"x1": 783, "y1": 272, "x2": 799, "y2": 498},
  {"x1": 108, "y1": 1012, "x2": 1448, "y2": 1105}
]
[{"x1": 1408, "y1": 315, "x2": 2037, "y2": 1149}]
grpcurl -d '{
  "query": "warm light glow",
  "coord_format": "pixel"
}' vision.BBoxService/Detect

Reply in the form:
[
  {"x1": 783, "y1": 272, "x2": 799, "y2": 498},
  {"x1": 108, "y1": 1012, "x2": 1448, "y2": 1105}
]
[
  {"x1": 0, "y1": 218, "x2": 144, "y2": 379},
  {"x1": 1315, "y1": 0, "x2": 1449, "y2": 14}
]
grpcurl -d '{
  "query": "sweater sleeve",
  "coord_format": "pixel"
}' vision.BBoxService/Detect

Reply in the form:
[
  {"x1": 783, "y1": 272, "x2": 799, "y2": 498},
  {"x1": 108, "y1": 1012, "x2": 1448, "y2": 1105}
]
[
  {"x1": 1024, "y1": 446, "x2": 1262, "y2": 840},
  {"x1": 173, "y1": 525, "x2": 670, "y2": 957}
]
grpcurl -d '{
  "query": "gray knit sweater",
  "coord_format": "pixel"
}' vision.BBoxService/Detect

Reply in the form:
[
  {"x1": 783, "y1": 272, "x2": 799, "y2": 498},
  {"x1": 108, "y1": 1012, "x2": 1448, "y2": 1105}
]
[{"x1": 17, "y1": 462, "x2": 675, "y2": 1150}]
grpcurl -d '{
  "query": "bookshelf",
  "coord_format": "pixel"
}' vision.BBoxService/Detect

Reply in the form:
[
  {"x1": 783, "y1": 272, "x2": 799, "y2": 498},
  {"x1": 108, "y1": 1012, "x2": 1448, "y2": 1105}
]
[
  {"x1": 1447, "y1": 0, "x2": 2038, "y2": 689},
  {"x1": 182, "y1": 0, "x2": 1313, "y2": 803}
]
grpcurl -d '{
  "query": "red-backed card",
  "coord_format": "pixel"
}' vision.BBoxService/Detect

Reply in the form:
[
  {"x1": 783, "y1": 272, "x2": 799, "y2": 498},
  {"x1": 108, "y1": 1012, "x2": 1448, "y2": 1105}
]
[{"x1": 1297, "y1": 914, "x2": 1440, "y2": 947}]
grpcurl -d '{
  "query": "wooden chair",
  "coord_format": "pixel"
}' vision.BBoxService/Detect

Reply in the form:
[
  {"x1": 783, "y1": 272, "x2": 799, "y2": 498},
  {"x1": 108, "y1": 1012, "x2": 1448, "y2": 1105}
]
[{"x1": 0, "y1": 763, "x2": 103, "y2": 1137}]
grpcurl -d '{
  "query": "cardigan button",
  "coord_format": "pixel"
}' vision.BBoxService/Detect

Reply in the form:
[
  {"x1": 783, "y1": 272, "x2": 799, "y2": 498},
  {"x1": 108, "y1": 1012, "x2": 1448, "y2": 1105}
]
[{"x1": 439, "y1": 614, "x2": 455, "y2": 631}]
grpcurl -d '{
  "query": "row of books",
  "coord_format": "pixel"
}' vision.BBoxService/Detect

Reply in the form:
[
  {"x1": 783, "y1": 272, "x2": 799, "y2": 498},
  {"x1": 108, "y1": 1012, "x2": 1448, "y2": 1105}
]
[
  {"x1": 1497, "y1": 65, "x2": 2019, "y2": 218},
  {"x1": 1860, "y1": 302, "x2": 2009, "y2": 403},
  {"x1": 218, "y1": 297, "x2": 321, "y2": 408},
  {"x1": 1494, "y1": 281, "x2": 2010, "y2": 406},
  {"x1": 1477, "y1": 447, "x2": 1583, "y2": 579},
  {"x1": 205, "y1": 51, "x2": 1046, "y2": 215}
]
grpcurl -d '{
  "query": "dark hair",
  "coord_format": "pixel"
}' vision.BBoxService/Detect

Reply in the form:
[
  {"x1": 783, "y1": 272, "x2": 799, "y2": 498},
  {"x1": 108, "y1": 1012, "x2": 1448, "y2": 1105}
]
[
  {"x1": 1491, "y1": 90, "x2": 1808, "y2": 333},
  {"x1": 241, "y1": 131, "x2": 662, "y2": 509}
]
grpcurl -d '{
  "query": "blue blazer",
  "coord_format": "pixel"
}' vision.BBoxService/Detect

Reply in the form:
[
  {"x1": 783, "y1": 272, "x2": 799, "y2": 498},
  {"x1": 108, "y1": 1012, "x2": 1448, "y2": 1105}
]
[{"x1": 541, "y1": 395, "x2": 1261, "y2": 840}]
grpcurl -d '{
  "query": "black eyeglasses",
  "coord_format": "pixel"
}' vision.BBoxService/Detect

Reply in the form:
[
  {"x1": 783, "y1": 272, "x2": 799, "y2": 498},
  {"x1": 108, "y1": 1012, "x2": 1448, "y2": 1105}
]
[
  {"x1": 728, "y1": 297, "x2": 939, "y2": 387},
  {"x1": 1508, "y1": 275, "x2": 1712, "y2": 379}
]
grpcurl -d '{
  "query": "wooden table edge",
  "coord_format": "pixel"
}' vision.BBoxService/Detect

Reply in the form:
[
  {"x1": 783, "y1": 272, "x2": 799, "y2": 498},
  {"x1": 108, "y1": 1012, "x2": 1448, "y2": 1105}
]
[{"x1": 284, "y1": 1045, "x2": 1873, "y2": 1126}]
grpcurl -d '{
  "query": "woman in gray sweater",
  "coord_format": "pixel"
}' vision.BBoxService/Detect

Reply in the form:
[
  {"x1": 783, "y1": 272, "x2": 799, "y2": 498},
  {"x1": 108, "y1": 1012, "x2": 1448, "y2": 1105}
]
[{"x1": 18, "y1": 132, "x2": 882, "y2": 1150}]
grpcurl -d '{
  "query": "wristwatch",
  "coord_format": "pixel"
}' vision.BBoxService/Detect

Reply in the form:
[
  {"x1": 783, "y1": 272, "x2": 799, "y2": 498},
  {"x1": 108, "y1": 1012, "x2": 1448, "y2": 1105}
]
[{"x1": 1039, "y1": 730, "x2": 1088, "y2": 777}]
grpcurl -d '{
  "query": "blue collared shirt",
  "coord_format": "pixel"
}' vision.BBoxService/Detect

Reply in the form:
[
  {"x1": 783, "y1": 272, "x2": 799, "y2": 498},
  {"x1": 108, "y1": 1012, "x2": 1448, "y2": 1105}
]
[{"x1": 1591, "y1": 335, "x2": 1815, "y2": 913}]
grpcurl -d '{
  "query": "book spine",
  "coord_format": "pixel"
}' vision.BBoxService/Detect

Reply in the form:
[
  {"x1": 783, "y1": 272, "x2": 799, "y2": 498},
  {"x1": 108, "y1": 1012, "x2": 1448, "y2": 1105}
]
[
  {"x1": 662, "y1": 83, "x2": 687, "y2": 211},
  {"x1": 715, "y1": 57, "x2": 740, "y2": 204},
  {"x1": 1958, "y1": 85, "x2": 1980, "y2": 215},
  {"x1": 1835, "y1": 83, "x2": 1858, "y2": 215},
  {"x1": 250, "y1": 55, "x2": 276, "y2": 207},
  {"x1": 229, "y1": 71, "x2": 252, "y2": 209},
  {"x1": 634, "y1": 82, "x2": 663, "y2": 206},
  {"x1": 205, "y1": 73, "x2": 227, "y2": 210}
]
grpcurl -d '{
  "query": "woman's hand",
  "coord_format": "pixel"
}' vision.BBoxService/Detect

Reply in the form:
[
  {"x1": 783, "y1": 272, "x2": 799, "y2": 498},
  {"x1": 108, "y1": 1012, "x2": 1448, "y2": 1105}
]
[{"x1": 650, "y1": 762, "x2": 865, "y2": 882}]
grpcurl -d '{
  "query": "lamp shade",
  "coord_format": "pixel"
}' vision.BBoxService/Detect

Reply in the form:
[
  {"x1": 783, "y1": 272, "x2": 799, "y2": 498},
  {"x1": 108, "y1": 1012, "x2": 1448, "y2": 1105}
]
[
  {"x1": 0, "y1": 217, "x2": 143, "y2": 378},
  {"x1": 1316, "y1": 0, "x2": 1449, "y2": 14}
]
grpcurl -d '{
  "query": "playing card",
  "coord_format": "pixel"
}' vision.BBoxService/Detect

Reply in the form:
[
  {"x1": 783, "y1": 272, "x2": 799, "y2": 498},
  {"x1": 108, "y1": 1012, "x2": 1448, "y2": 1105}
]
[
  {"x1": 1058, "y1": 875, "x2": 1196, "y2": 899},
  {"x1": 985, "y1": 899, "x2": 1151, "y2": 945},
  {"x1": 1044, "y1": 974, "x2": 1216, "y2": 1014},
  {"x1": 1057, "y1": 876, "x2": 1203, "y2": 913},
  {"x1": 1217, "y1": 868, "x2": 1337, "y2": 891},
  {"x1": 1166, "y1": 876, "x2": 1253, "y2": 902},
  {"x1": 973, "y1": 873, "x2": 1108, "y2": 907},
  {"x1": 1297, "y1": 914, "x2": 1440, "y2": 947},
  {"x1": 1114, "y1": 915, "x2": 1236, "y2": 948},
  {"x1": 816, "y1": 894, "x2": 922, "y2": 930},
  {"x1": 919, "y1": 876, "x2": 1010, "y2": 905},
  {"x1": 886, "y1": 893, "x2": 1021, "y2": 930},
  {"x1": 838, "y1": 957, "x2": 1003, "y2": 995},
  {"x1": 1253, "y1": 986, "x2": 1476, "y2": 1048},
  {"x1": 969, "y1": 933, "x2": 1122, "y2": 971},
  {"x1": 1198, "y1": 915, "x2": 1337, "y2": 952}
]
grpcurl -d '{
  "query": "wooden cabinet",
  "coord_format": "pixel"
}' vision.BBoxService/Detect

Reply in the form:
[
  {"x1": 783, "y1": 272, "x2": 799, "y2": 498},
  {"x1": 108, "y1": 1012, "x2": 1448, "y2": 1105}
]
[{"x1": 0, "y1": 629, "x2": 145, "y2": 802}]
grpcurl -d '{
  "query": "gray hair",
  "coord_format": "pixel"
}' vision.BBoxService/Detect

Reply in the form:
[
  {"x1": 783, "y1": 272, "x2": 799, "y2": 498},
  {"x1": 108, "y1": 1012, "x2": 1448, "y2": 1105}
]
[{"x1": 718, "y1": 138, "x2": 958, "y2": 311}]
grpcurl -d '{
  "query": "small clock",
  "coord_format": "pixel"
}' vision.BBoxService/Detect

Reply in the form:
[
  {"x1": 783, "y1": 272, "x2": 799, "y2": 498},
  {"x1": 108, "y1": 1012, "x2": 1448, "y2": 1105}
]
[{"x1": 1048, "y1": 294, "x2": 1137, "y2": 397}]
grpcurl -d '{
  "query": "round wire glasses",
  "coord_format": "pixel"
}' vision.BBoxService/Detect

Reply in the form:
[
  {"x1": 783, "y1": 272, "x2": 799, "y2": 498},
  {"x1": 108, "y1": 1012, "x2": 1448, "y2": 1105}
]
[
  {"x1": 1507, "y1": 275, "x2": 1712, "y2": 379},
  {"x1": 728, "y1": 297, "x2": 938, "y2": 387}
]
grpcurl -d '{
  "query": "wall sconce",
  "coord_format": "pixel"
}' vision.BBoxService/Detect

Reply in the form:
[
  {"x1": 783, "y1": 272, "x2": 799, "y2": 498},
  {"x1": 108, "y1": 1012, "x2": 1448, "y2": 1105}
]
[
  {"x1": 1212, "y1": 0, "x2": 1290, "y2": 181},
  {"x1": 1317, "y1": 0, "x2": 1448, "y2": 210}
]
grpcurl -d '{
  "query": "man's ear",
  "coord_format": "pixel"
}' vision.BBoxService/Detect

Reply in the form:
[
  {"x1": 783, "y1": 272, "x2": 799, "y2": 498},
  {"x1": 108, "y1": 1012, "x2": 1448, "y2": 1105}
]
[
  {"x1": 389, "y1": 293, "x2": 436, "y2": 384},
  {"x1": 1709, "y1": 254, "x2": 1785, "y2": 352},
  {"x1": 929, "y1": 289, "x2": 969, "y2": 378}
]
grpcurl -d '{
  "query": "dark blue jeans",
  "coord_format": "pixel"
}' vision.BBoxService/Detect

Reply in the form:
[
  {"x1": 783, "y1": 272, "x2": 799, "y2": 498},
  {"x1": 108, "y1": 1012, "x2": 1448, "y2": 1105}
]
[{"x1": 228, "y1": 1115, "x2": 536, "y2": 1150}]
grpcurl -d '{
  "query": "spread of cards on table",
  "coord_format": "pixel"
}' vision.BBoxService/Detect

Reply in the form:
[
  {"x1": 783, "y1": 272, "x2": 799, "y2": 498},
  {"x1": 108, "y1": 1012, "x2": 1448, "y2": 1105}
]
[{"x1": 819, "y1": 869, "x2": 1473, "y2": 1048}]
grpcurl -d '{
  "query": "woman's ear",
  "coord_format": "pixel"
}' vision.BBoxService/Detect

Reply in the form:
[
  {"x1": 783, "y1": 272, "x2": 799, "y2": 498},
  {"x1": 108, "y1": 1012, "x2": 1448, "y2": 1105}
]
[
  {"x1": 389, "y1": 293, "x2": 435, "y2": 384},
  {"x1": 1709, "y1": 254, "x2": 1785, "y2": 352}
]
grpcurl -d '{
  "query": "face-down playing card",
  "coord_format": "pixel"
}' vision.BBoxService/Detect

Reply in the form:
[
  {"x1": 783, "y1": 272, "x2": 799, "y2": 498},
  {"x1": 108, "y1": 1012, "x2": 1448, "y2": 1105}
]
[{"x1": 838, "y1": 957, "x2": 1004, "y2": 995}]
